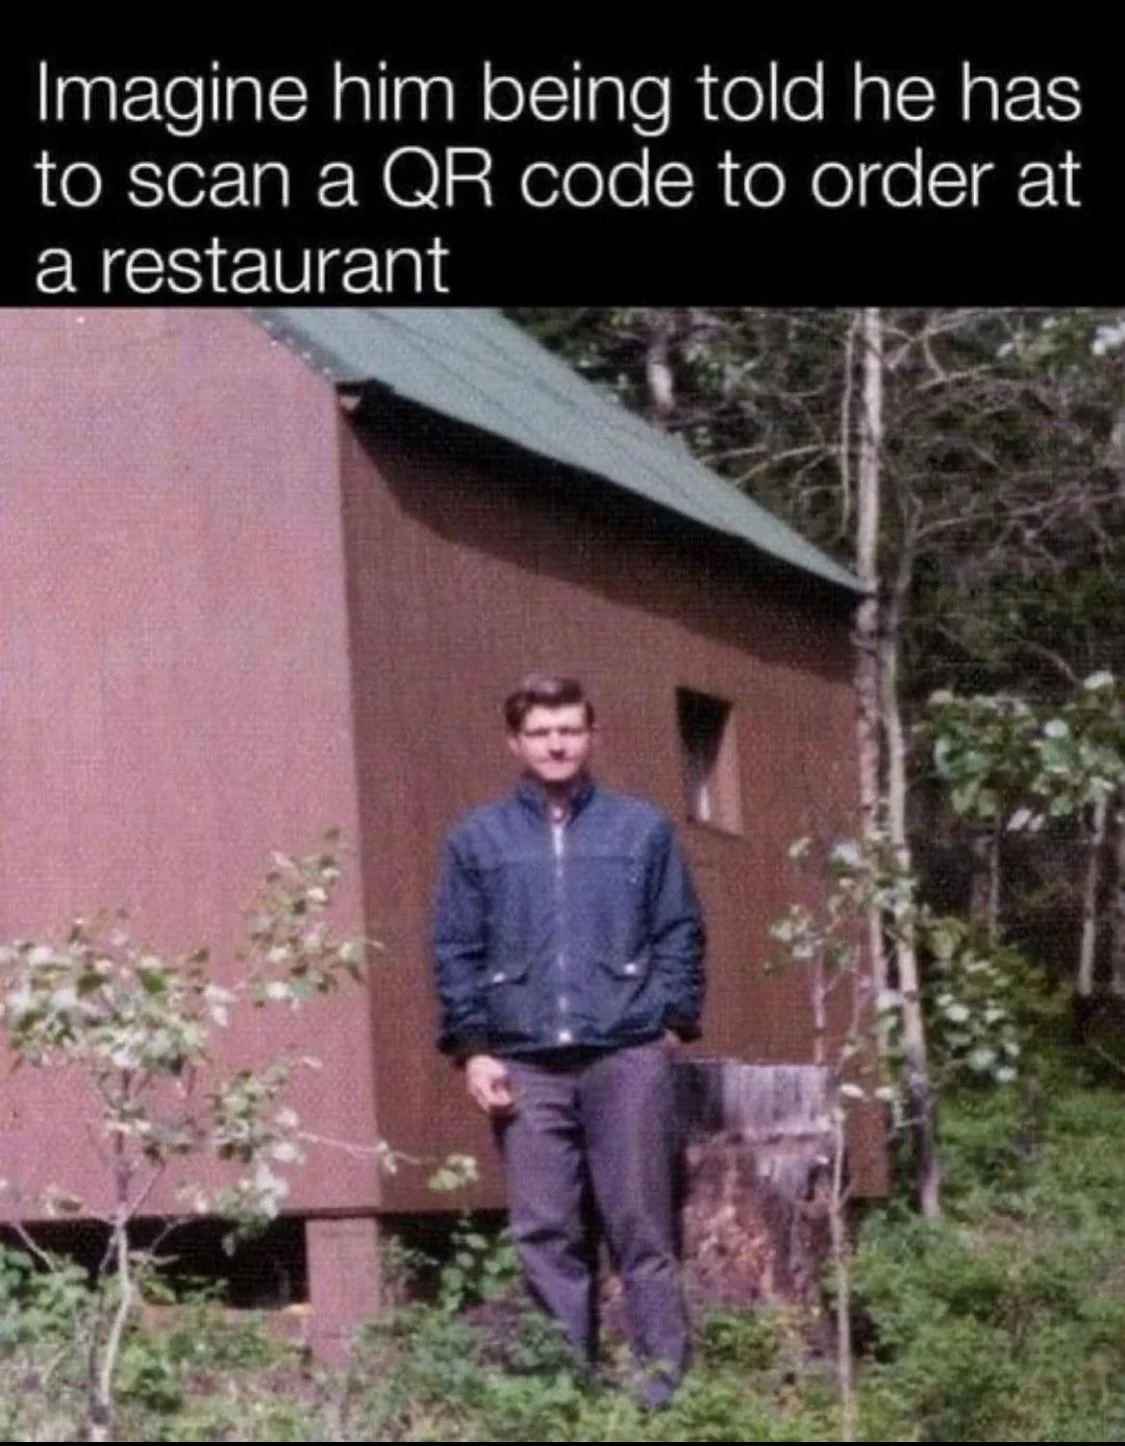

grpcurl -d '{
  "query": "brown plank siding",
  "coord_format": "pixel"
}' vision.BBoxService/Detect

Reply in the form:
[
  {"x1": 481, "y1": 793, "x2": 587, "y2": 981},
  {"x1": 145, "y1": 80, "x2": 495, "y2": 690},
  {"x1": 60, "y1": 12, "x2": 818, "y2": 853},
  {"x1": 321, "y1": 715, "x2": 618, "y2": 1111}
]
[{"x1": 0, "y1": 310, "x2": 381, "y2": 1218}]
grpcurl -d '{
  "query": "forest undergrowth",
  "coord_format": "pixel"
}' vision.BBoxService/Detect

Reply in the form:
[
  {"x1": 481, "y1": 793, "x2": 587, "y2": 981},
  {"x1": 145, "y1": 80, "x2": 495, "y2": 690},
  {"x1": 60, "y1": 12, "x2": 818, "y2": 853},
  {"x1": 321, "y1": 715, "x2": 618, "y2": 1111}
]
[{"x1": 4, "y1": 994, "x2": 1125, "y2": 1441}]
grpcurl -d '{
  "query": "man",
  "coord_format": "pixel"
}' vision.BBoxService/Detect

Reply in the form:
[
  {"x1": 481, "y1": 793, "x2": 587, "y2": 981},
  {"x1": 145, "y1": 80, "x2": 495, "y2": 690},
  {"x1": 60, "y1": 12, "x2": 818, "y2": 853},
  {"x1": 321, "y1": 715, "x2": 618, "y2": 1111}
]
[{"x1": 433, "y1": 673, "x2": 705, "y2": 1406}]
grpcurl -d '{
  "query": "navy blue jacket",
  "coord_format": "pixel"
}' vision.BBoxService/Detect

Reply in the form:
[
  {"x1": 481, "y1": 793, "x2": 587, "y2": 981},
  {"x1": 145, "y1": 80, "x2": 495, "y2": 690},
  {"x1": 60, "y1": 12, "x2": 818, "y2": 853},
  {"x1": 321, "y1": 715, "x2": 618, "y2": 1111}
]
[{"x1": 434, "y1": 776, "x2": 705, "y2": 1058}]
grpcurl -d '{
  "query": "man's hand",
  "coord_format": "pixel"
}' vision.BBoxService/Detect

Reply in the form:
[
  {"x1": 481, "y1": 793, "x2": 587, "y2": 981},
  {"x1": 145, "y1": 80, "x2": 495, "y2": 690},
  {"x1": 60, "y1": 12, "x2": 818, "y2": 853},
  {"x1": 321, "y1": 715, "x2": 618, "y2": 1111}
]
[{"x1": 465, "y1": 1054, "x2": 515, "y2": 1116}]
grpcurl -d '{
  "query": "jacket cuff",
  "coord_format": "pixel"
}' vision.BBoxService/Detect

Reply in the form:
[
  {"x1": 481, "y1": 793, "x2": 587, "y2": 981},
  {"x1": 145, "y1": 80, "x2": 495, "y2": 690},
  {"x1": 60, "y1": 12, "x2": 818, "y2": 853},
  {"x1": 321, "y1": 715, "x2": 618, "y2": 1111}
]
[
  {"x1": 663, "y1": 1014, "x2": 702, "y2": 1043},
  {"x1": 442, "y1": 1033, "x2": 493, "y2": 1064}
]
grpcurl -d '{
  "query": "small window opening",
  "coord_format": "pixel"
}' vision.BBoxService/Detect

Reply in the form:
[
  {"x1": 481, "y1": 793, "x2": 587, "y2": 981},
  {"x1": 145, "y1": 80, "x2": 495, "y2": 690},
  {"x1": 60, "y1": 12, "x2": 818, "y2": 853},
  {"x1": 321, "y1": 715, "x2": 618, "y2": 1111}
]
[{"x1": 677, "y1": 689, "x2": 742, "y2": 834}]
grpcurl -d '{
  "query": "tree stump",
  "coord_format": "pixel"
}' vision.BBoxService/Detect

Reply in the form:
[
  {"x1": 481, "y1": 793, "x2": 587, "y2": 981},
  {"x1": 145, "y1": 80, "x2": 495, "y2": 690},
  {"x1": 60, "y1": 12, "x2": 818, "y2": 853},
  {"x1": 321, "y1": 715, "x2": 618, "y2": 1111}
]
[{"x1": 675, "y1": 1059, "x2": 837, "y2": 1310}]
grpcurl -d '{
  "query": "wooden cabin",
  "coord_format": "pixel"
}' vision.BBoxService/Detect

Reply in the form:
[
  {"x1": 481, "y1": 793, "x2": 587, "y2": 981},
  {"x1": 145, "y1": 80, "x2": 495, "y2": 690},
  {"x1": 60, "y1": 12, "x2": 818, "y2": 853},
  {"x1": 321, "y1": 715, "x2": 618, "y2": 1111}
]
[{"x1": 0, "y1": 308, "x2": 870, "y2": 1352}]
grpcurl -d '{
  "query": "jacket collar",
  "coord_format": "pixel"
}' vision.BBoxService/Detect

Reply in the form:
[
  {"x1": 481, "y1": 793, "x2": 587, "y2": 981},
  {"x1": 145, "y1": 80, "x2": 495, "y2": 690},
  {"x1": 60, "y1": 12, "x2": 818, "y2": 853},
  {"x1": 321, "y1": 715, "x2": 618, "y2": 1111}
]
[{"x1": 516, "y1": 772, "x2": 596, "y2": 819}]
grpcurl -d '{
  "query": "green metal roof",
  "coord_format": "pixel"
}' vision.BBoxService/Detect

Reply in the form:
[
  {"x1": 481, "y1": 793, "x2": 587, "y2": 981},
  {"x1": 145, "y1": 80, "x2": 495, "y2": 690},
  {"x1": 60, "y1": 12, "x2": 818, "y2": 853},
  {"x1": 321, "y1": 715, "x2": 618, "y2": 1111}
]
[{"x1": 251, "y1": 308, "x2": 862, "y2": 594}]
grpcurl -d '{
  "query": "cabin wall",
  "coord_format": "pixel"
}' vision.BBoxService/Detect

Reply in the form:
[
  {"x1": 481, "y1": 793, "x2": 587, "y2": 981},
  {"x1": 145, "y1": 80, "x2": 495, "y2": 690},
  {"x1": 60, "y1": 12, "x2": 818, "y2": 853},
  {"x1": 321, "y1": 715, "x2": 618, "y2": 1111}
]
[
  {"x1": 0, "y1": 310, "x2": 381, "y2": 1217},
  {"x1": 338, "y1": 401, "x2": 876, "y2": 1212}
]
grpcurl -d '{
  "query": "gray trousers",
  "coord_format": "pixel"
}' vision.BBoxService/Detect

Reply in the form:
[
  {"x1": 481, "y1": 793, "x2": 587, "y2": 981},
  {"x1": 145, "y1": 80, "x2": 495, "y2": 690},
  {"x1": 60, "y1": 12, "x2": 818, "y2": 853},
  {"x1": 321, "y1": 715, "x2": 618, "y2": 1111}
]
[{"x1": 495, "y1": 1041, "x2": 689, "y2": 1382}]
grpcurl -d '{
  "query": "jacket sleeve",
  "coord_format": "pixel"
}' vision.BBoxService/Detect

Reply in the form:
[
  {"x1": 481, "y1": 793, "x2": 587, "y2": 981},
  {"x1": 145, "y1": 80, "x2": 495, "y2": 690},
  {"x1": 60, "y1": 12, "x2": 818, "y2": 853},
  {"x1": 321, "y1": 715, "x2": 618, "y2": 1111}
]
[
  {"x1": 646, "y1": 818, "x2": 706, "y2": 1041},
  {"x1": 433, "y1": 835, "x2": 492, "y2": 1058}
]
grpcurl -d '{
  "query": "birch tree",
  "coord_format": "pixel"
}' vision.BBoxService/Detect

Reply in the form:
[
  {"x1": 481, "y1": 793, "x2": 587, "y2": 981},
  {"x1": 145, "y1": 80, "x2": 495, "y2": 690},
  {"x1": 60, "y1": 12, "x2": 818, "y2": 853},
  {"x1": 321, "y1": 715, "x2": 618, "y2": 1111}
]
[{"x1": 851, "y1": 308, "x2": 941, "y2": 1216}]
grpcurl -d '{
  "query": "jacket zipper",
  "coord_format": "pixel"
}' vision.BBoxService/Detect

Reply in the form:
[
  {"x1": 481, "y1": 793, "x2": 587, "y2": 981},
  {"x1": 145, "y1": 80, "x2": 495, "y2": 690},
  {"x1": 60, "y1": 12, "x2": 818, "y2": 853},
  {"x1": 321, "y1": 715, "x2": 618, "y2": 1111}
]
[{"x1": 552, "y1": 812, "x2": 573, "y2": 1044}]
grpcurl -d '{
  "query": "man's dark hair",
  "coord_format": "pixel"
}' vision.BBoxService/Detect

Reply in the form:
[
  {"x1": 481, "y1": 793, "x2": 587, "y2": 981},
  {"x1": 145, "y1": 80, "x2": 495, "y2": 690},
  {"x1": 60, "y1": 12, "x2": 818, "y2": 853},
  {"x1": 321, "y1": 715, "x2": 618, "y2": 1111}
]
[{"x1": 504, "y1": 674, "x2": 595, "y2": 733}]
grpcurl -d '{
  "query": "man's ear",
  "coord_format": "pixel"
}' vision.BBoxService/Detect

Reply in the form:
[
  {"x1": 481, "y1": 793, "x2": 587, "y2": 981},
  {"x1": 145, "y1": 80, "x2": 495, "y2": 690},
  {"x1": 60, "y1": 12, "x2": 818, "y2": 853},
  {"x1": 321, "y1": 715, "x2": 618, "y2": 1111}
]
[{"x1": 506, "y1": 732, "x2": 522, "y2": 760}]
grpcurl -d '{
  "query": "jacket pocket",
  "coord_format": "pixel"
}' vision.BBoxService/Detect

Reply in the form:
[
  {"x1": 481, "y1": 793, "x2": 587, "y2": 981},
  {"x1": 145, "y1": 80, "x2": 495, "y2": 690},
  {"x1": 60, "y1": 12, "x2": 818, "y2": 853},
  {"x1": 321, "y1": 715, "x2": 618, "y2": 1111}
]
[
  {"x1": 595, "y1": 952, "x2": 652, "y2": 982},
  {"x1": 484, "y1": 957, "x2": 531, "y2": 988},
  {"x1": 483, "y1": 957, "x2": 535, "y2": 1044},
  {"x1": 591, "y1": 952, "x2": 657, "y2": 1033}
]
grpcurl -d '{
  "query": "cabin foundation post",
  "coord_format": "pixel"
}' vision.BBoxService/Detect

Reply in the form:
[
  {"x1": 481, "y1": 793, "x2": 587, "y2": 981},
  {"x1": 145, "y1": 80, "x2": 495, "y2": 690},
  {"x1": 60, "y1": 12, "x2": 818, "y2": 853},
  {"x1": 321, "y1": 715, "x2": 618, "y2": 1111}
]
[{"x1": 304, "y1": 1215, "x2": 384, "y2": 1364}]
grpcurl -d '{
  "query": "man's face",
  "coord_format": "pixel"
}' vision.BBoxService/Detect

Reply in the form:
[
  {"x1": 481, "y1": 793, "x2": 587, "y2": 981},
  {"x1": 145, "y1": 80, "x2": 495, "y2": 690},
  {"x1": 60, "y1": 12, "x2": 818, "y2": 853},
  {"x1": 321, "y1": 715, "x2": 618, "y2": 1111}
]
[{"x1": 508, "y1": 704, "x2": 594, "y2": 788}]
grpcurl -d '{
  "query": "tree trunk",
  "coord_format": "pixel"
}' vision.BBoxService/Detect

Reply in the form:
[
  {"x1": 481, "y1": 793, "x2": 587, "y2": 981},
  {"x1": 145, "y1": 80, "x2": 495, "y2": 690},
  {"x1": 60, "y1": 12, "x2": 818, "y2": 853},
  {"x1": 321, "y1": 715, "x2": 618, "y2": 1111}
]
[
  {"x1": 988, "y1": 826, "x2": 1002, "y2": 944},
  {"x1": 1112, "y1": 788, "x2": 1125, "y2": 996},
  {"x1": 675, "y1": 1061, "x2": 837, "y2": 1309},
  {"x1": 882, "y1": 563, "x2": 941, "y2": 1221},
  {"x1": 969, "y1": 828, "x2": 1002, "y2": 943},
  {"x1": 854, "y1": 307, "x2": 887, "y2": 1003},
  {"x1": 830, "y1": 1103, "x2": 856, "y2": 1443},
  {"x1": 855, "y1": 307, "x2": 940, "y2": 1218},
  {"x1": 1078, "y1": 795, "x2": 1108, "y2": 997},
  {"x1": 644, "y1": 311, "x2": 677, "y2": 420}
]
